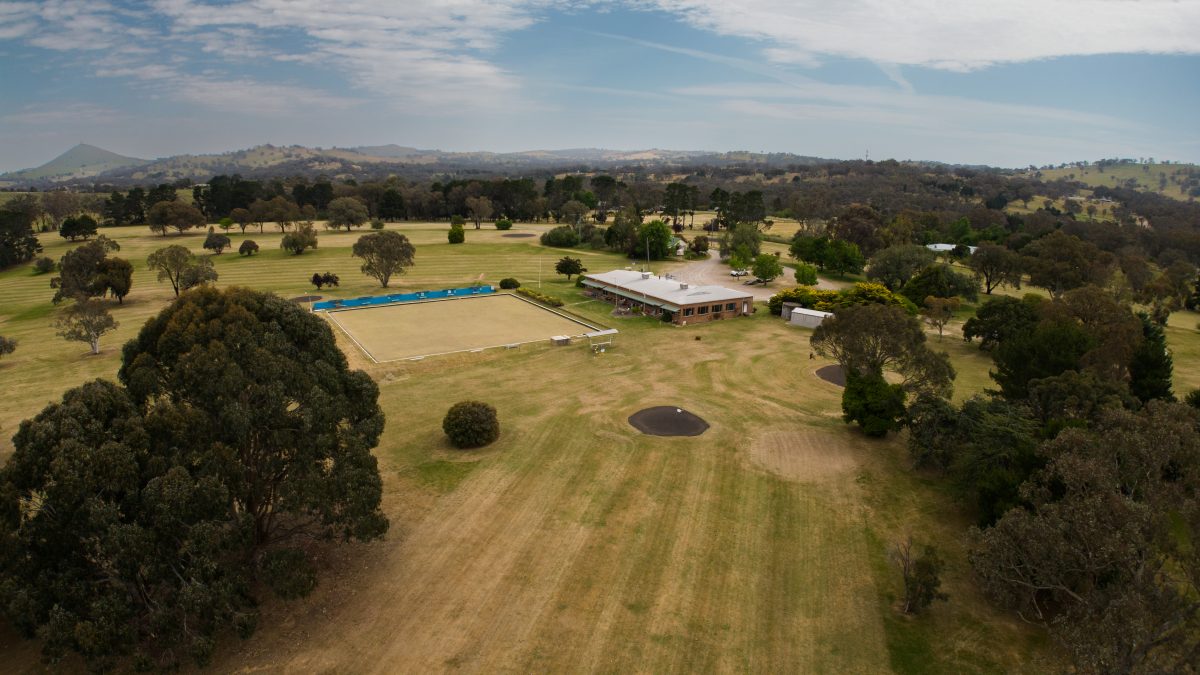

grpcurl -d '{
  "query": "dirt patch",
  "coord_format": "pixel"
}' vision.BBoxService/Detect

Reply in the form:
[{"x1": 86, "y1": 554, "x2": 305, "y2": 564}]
[
  {"x1": 502, "y1": 233, "x2": 536, "y2": 238},
  {"x1": 815, "y1": 364, "x2": 845, "y2": 387},
  {"x1": 748, "y1": 430, "x2": 859, "y2": 482},
  {"x1": 291, "y1": 295, "x2": 322, "y2": 303},
  {"x1": 628, "y1": 406, "x2": 709, "y2": 436}
]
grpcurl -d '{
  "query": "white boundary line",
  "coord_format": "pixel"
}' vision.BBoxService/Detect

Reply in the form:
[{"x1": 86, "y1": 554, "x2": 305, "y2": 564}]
[
  {"x1": 324, "y1": 293, "x2": 608, "y2": 363},
  {"x1": 324, "y1": 311, "x2": 382, "y2": 364}
]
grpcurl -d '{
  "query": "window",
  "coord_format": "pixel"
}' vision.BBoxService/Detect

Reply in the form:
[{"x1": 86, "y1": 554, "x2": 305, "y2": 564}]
[
  {"x1": 712, "y1": 304, "x2": 722, "y2": 313},
  {"x1": 684, "y1": 308, "x2": 694, "y2": 317},
  {"x1": 698, "y1": 306, "x2": 708, "y2": 315},
  {"x1": 726, "y1": 303, "x2": 736, "y2": 311}
]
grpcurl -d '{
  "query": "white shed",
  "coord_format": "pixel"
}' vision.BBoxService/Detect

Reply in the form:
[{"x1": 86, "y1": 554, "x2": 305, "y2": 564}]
[{"x1": 784, "y1": 305, "x2": 833, "y2": 329}]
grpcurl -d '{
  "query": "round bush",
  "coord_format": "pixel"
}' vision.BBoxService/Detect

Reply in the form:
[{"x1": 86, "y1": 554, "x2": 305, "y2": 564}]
[
  {"x1": 495, "y1": 218, "x2": 513, "y2": 231},
  {"x1": 370, "y1": 219, "x2": 384, "y2": 230},
  {"x1": 443, "y1": 401, "x2": 500, "y2": 449},
  {"x1": 499, "y1": 277, "x2": 521, "y2": 289},
  {"x1": 540, "y1": 225, "x2": 580, "y2": 248},
  {"x1": 33, "y1": 256, "x2": 55, "y2": 274},
  {"x1": 448, "y1": 225, "x2": 465, "y2": 244}
]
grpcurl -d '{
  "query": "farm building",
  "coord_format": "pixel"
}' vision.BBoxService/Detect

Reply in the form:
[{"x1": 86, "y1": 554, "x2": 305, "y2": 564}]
[
  {"x1": 582, "y1": 270, "x2": 754, "y2": 324},
  {"x1": 926, "y1": 243, "x2": 978, "y2": 255},
  {"x1": 782, "y1": 303, "x2": 833, "y2": 328}
]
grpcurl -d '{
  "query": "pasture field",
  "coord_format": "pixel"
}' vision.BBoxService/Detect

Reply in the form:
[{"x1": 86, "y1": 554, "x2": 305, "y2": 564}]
[
  {"x1": 326, "y1": 293, "x2": 600, "y2": 362},
  {"x1": 7, "y1": 220, "x2": 1199, "y2": 672},
  {"x1": 1035, "y1": 162, "x2": 1198, "y2": 201}
]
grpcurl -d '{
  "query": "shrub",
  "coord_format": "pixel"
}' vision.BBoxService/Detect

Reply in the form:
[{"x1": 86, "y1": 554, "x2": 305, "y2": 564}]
[
  {"x1": 499, "y1": 277, "x2": 521, "y2": 289},
  {"x1": 443, "y1": 401, "x2": 500, "y2": 449},
  {"x1": 33, "y1": 256, "x2": 55, "y2": 274},
  {"x1": 495, "y1": 218, "x2": 513, "y2": 231},
  {"x1": 794, "y1": 263, "x2": 818, "y2": 285},
  {"x1": 448, "y1": 224, "x2": 465, "y2": 244},
  {"x1": 540, "y1": 225, "x2": 580, "y2": 248},
  {"x1": 370, "y1": 219, "x2": 384, "y2": 230},
  {"x1": 515, "y1": 287, "x2": 564, "y2": 307},
  {"x1": 842, "y1": 370, "x2": 907, "y2": 437},
  {"x1": 239, "y1": 239, "x2": 259, "y2": 256},
  {"x1": 450, "y1": 215, "x2": 466, "y2": 227}
]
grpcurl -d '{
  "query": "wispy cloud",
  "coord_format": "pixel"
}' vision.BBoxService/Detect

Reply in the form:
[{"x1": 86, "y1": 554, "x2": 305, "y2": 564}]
[
  {"x1": 636, "y1": 0, "x2": 1200, "y2": 70},
  {"x1": 1, "y1": 103, "x2": 122, "y2": 126}
]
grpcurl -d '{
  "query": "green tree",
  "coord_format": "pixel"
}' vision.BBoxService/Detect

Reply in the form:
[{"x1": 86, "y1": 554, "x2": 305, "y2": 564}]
[
  {"x1": 0, "y1": 208, "x2": 43, "y2": 269},
  {"x1": 966, "y1": 243, "x2": 1022, "y2": 294},
  {"x1": 58, "y1": 214, "x2": 98, "y2": 241},
  {"x1": 1022, "y1": 230, "x2": 1113, "y2": 298},
  {"x1": 326, "y1": 197, "x2": 369, "y2": 231},
  {"x1": 50, "y1": 235, "x2": 120, "y2": 304},
  {"x1": 969, "y1": 403, "x2": 1200, "y2": 673},
  {"x1": 991, "y1": 319, "x2": 1096, "y2": 399},
  {"x1": 559, "y1": 199, "x2": 588, "y2": 226},
  {"x1": 442, "y1": 401, "x2": 500, "y2": 449},
  {"x1": 891, "y1": 538, "x2": 948, "y2": 614},
  {"x1": 352, "y1": 230, "x2": 416, "y2": 288},
  {"x1": 447, "y1": 222, "x2": 465, "y2": 244},
  {"x1": 842, "y1": 370, "x2": 907, "y2": 436},
  {"x1": 793, "y1": 263, "x2": 818, "y2": 286},
  {"x1": 962, "y1": 295, "x2": 1041, "y2": 350},
  {"x1": 751, "y1": 253, "x2": 783, "y2": 283},
  {"x1": 823, "y1": 239, "x2": 866, "y2": 275},
  {"x1": 0, "y1": 335, "x2": 16, "y2": 358},
  {"x1": 1128, "y1": 311, "x2": 1173, "y2": 403},
  {"x1": 203, "y1": 226, "x2": 231, "y2": 254},
  {"x1": 147, "y1": 200, "x2": 205, "y2": 236},
  {"x1": 540, "y1": 225, "x2": 580, "y2": 248},
  {"x1": 866, "y1": 245, "x2": 936, "y2": 291},
  {"x1": 147, "y1": 245, "x2": 218, "y2": 297},
  {"x1": 633, "y1": 220, "x2": 673, "y2": 260},
  {"x1": 554, "y1": 256, "x2": 586, "y2": 280},
  {"x1": 811, "y1": 303, "x2": 955, "y2": 397},
  {"x1": 901, "y1": 264, "x2": 978, "y2": 304},
  {"x1": 239, "y1": 239, "x2": 259, "y2": 256},
  {"x1": 280, "y1": 223, "x2": 318, "y2": 255},
  {"x1": 921, "y1": 296, "x2": 960, "y2": 340},
  {"x1": 725, "y1": 222, "x2": 762, "y2": 259},
  {"x1": 54, "y1": 298, "x2": 117, "y2": 354},
  {"x1": 95, "y1": 257, "x2": 133, "y2": 304}
]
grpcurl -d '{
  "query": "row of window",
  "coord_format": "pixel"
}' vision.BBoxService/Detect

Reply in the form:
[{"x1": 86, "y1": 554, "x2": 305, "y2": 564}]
[{"x1": 683, "y1": 302, "x2": 739, "y2": 317}]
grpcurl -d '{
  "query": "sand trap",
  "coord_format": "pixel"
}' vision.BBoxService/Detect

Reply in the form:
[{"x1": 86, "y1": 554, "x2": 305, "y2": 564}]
[
  {"x1": 815, "y1": 365, "x2": 845, "y2": 387},
  {"x1": 628, "y1": 406, "x2": 709, "y2": 436}
]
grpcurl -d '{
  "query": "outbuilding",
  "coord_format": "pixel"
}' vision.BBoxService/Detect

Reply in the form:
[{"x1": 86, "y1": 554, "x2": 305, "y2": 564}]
[{"x1": 782, "y1": 303, "x2": 833, "y2": 328}]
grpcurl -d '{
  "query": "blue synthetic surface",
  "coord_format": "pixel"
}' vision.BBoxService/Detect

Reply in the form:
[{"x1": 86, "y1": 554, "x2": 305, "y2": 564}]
[{"x1": 312, "y1": 285, "x2": 495, "y2": 311}]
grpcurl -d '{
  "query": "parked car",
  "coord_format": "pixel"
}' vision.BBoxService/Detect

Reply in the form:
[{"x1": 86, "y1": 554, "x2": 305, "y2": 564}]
[{"x1": 730, "y1": 269, "x2": 749, "y2": 277}]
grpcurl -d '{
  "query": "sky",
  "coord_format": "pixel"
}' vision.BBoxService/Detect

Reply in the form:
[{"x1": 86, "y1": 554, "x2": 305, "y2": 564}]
[{"x1": 1, "y1": 0, "x2": 1199, "y2": 172}]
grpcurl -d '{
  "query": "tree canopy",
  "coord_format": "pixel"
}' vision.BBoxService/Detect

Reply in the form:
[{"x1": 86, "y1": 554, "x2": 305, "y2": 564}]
[{"x1": 352, "y1": 230, "x2": 415, "y2": 288}]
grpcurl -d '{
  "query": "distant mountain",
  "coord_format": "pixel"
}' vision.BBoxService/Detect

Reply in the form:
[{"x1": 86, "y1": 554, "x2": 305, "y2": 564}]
[
  {"x1": 1, "y1": 143, "x2": 149, "y2": 182},
  {"x1": 0, "y1": 143, "x2": 831, "y2": 187}
]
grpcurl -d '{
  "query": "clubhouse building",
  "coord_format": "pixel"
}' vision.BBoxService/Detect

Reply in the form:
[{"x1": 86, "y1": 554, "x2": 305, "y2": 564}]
[{"x1": 582, "y1": 270, "x2": 754, "y2": 325}]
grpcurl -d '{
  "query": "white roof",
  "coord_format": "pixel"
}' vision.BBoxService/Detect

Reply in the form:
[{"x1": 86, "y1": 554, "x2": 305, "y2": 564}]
[
  {"x1": 583, "y1": 270, "x2": 753, "y2": 309},
  {"x1": 790, "y1": 307, "x2": 833, "y2": 318},
  {"x1": 926, "y1": 243, "x2": 978, "y2": 254}
]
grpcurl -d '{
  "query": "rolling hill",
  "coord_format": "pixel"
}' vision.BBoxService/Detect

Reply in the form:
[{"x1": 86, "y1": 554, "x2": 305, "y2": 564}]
[{"x1": 1, "y1": 143, "x2": 149, "y2": 183}]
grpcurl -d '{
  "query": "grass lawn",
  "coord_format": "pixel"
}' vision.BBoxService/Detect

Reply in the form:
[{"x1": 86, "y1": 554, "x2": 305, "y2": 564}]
[
  {"x1": 4, "y1": 220, "x2": 1157, "y2": 673},
  {"x1": 326, "y1": 293, "x2": 601, "y2": 362}
]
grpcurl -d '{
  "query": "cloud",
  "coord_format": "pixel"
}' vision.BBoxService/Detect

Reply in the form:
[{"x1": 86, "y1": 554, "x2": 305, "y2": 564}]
[
  {"x1": 637, "y1": 0, "x2": 1200, "y2": 70},
  {"x1": 0, "y1": 103, "x2": 122, "y2": 126},
  {"x1": 148, "y1": 0, "x2": 551, "y2": 105}
]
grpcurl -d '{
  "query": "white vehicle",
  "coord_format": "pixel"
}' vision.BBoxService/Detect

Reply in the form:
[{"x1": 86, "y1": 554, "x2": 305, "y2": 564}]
[{"x1": 730, "y1": 269, "x2": 750, "y2": 277}]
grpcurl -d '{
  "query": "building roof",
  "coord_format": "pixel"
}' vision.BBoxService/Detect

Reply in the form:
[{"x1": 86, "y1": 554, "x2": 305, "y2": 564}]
[
  {"x1": 583, "y1": 270, "x2": 753, "y2": 311},
  {"x1": 926, "y1": 243, "x2": 978, "y2": 254},
  {"x1": 790, "y1": 307, "x2": 833, "y2": 318}
]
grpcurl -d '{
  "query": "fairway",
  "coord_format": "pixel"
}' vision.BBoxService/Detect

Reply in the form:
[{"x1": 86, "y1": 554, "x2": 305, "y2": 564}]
[{"x1": 325, "y1": 293, "x2": 600, "y2": 361}]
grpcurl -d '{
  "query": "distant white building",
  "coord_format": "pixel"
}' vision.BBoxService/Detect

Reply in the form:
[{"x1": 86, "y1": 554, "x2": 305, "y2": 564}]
[{"x1": 926, "y1": 243, "x2": 977, "y2": 255}]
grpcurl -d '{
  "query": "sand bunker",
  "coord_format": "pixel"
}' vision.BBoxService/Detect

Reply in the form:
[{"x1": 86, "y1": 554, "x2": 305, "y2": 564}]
[
  {"x1": 628, "y1": 406, "x2": 710, "y2": 436},
  {"x1": 815, "y1": 365, "x2": 845, "y2": 387}
]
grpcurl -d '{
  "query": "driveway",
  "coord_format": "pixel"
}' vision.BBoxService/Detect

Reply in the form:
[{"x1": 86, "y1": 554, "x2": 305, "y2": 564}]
[{"x1": 666, "y1": 252, "x2": 846, "y2": 300}]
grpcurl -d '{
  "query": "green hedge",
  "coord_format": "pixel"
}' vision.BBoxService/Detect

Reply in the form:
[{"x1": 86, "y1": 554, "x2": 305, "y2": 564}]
[{"x1": 515, "y1": 287, "x2": 565, "y2": 307}]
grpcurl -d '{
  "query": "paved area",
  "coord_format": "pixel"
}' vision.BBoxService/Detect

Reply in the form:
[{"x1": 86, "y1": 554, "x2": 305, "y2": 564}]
[{"x1": 667, "y1": 252, "x2": 847, "y2": 300}]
